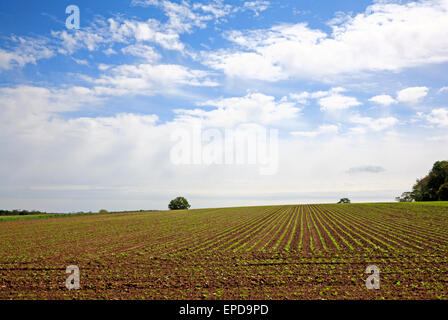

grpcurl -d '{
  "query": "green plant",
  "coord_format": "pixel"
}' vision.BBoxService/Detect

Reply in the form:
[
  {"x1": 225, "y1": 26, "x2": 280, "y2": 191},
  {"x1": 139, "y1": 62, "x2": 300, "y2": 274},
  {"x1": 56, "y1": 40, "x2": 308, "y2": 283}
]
[{"x1": 168, "y1": 197, "x2": 191, "y2": 210}]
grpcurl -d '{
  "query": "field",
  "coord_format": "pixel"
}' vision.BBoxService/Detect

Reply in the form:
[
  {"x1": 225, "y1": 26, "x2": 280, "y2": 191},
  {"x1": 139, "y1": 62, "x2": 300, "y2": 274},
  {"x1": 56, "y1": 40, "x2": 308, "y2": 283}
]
[{"x1": 0, "y1": 203, "x2": 447, "y2": 300}]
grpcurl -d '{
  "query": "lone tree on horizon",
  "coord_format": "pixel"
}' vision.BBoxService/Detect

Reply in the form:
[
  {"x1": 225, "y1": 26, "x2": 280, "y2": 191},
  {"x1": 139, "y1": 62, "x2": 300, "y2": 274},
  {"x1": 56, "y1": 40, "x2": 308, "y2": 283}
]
[
  {"x1": 168, "y1": 197, "x2": 191, "y2": 210},
  {"x1": 338, "y1": 198, "x2": 351, "y2": 204}
]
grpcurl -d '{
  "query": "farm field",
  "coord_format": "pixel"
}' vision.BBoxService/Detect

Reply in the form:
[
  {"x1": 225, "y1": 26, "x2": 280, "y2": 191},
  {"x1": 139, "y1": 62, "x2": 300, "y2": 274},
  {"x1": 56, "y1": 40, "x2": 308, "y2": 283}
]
[
  {"x1": 0, "y1": 215, "x2": 49, "y2": 222},
  {"x1": 0, "y1": 203, "x2": 447, "y2": 300}
]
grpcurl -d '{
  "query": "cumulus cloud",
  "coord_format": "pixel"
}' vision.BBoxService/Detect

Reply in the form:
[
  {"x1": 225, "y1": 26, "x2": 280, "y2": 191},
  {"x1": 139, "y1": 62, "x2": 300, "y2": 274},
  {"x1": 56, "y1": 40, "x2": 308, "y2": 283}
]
[
  {"x1": 290, "y1": 87, "x2": 361, "y2": 111},
  {"x1": 0, "y1": 86, "x2": 294, "y2": 208},
  {"x1": 289, "y1": 92, "x2": 312, "y2": 105},
  {"x1": 91, "y1": 63, "x2": 218, "y2": 96},
  {"x1": 291, "y1": 124, "x2": 339, "y2": 138},
  {"x1": 204, "y1": 50, "x2": 286, "y2": 81},
  {"x1": 103, "y1": 48, "x2": 117, "y2": 56},
  {"x1": 318, "y1": 93, "x2": 361, "y2": 111},
  {"x1": 174, "y1": 92, "x2": 301, "y2": 127},
  {"x1": 0, "y1": 85, "x2": 99, "y2": 119},
  {"x1": 396, "y1": 86, "x2": 429, "y2": 104},
  {"x1": 1, "y1": 84, "x2": 447, "y2": 211},
  {"x1": 121, "y1": 44, "x2": 161, "y2": 63},
  {"x1": 350, "y1": 114, "x2": 399, "y2": 131},
  {"x1": 203, "y1": 0, "x2": 448, "y2": 80},
  {"x1": 0, "y1": 37, "x2": 54, "y2": 70},
  {"x1": 51, "y1": 16, "x2": 185, "y2": 54},
  {"x1": 369, "y1": 94, "x2": 396, "y2": 106},
  {"x1": 107, "y1": 17, "x2": 185, "y2": 51},
  {"x1": 1, "y1": 112, "x2": 167, "y2": 195},
  {"x1": 424, "y1": 108, "x2": 448, "y2": 127},
  {"x1": 52, "y1": 29, "x2": 106, "y2": 54},
  {"x1": 52, "y1": 1, "x2": 234, "y2": 55}
]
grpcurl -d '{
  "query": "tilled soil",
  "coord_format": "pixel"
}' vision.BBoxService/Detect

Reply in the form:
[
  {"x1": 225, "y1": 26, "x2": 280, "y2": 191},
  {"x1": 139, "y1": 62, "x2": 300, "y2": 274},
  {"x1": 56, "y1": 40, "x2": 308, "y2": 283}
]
[{"x1": 0, "y1": 204, "x2": 447, "y2": 300}]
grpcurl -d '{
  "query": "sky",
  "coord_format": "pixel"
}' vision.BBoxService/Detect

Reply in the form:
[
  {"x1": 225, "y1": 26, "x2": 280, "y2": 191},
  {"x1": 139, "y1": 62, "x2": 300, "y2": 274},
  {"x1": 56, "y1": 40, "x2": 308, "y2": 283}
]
[{"x1": 0, "y1": 0, "x2": 447, "y2": 212}]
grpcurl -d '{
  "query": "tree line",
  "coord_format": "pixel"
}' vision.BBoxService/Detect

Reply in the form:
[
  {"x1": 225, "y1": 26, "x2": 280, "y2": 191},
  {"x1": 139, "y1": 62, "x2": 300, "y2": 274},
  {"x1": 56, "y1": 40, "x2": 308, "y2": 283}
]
[
  {"x1": 0, "y1": 210, "x2": 46, "y2": 216},
  {"x1": 396, "y1": 160, "x2": 448, "y2": 202}
]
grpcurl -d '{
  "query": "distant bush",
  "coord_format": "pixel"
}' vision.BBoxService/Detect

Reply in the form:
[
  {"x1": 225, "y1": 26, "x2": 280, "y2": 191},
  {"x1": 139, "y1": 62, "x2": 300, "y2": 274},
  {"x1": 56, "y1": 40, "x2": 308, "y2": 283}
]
[
  {"x1": 98, "y1": 209, "x2": 109, "y2": 214},
  {"x1": 337, "y1": 198, "x2": 351, "y2": 204},
  {"x1": 0, "y1": 210, "x2": 45, "y2": 216},
  {"x1": 395, "y1": 192, "x2": 413, "y2": 202},
  {"x1": 168, "y1": 197, "x2": 191, "y2": 210}
]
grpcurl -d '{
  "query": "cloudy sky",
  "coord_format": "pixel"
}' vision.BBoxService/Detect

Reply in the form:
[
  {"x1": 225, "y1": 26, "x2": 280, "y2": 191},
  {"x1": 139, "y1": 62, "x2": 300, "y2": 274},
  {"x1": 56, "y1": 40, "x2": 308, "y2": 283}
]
[{"x1": 1, "y1": 0, "x2": 447, "y2": 212}]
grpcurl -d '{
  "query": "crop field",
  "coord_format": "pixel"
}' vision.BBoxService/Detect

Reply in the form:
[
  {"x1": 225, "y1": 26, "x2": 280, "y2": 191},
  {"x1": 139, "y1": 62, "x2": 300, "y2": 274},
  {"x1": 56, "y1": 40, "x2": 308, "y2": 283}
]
[{"x1": 0, "y1": 203, "x2": 447, "y2": 300}]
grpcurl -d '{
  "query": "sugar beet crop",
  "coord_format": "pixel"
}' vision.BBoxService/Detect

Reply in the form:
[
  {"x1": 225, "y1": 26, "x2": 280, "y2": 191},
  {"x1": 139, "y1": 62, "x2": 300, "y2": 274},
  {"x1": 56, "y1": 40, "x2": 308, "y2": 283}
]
[{"x1": 0, "y1": 203, "x2": 447, "y2": 299}]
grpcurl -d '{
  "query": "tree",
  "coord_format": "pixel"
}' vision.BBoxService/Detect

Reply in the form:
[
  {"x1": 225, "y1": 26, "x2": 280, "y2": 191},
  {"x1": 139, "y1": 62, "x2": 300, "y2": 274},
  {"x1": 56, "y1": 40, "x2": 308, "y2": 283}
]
[
  {"x1": 395, "y1": 192, "x2": 414, "y2": 202},
  {"x1": 338, "y1": 198, "x2": 350, "y2": 204},
  {"x1": 437, "y1": 182, "x2": 448, "y2": 201},
  {"x1": 407, "y1": 161, "x2": 448, "y2": 201},
  {"x1": 411, "y1": 176, "x2": 431, "y2": 201},
  {"x1": 168, "y1": 197, "x2": 191, "y2": 210}
]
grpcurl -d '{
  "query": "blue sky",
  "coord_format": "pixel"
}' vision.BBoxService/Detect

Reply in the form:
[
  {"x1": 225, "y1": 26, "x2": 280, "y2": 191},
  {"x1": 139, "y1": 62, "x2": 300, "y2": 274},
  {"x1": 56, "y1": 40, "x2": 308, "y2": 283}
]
[{"x1": 1, "y1": 0, "x2": 448, "y2": 212}]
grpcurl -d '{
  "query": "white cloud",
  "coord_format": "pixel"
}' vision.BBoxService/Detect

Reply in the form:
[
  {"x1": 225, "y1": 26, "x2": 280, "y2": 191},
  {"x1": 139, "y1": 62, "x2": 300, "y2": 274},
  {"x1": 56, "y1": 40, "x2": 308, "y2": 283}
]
[
  {"x1": 131, "y1": 0, "x2": 233, "y2": 34},
  {"x1": 193, "y1": 1, "x2": 233, "y2": 19},
  {"x1": 121, "y1": 44, "x2": 161, "y2": 63},
  {"x1": 1, "y1": 85, "x2": 447, "y2": 211},
  {"x1": 0, "y1": 37, "x2": 54, "y2": 70},
  {"x1": 424, "y1": 108, "x2": 448, "y2": 127},
  {"x1": 291, "y1": 124, "x2": 339, "y2": 137},
  {"x1": 52, "y1": 29, "x2": 105, "y2": 54},
  {"x1": 0, "y1": 113, "x2": 166, "y2": 194},
  {"x1": 243, "y1": 1, "x2": 270, "y2": 16},
  {"x1": 289, "y1": 92, "x2": 311, "y2": 104},
  {"x1": 159, "y1": 1, "x2": 208, "y2": 33},
  {"x1": 369, "y1": 94, "x2": 396, "y2": 106},
  {"x1": 73, "y1": 58, "x2": 89, "y2": 66},
  {"x1": 203, "y1": 0, "x2": 448, "y2": 80},
  {"x1": 0, "y1": 86, "x2": 100, "y2": 130},
  {"x1": 98, "y1": 64, "x2": 110, "y2": 71},
  {"x1": 318, "y1": 93, "x2": 361, "y2": 111},
  {"x1": 0, "y1": 86, "x2": 98, "y2": 114},
  {"x1": 204, "y1": 50, "x2": 286, "y2": 81},
  {"x1": 438, "y1": 86, "x2": 448, "y2": 93},
  {"x1": 131, "y1": 0, "x2": 159, "y2": 6},
  {"x1": 108, "y1": 18, "x2": 185, "y2": 51},
  {"x1": 396, "y1": 86, "x2": 429, "y2": 104},
  {"x1": 288, "y1": 87, "x2": 360, "y2": 112},
  {"x1": 350, "y1": 114, "x2": 399, "y2": 131},
  {"x1": 103, "y1": 48, "x2": 117, "y2": 56},
  {"x1": 51, "y1": 16, "x2": 186, "y2": 54},
  {"x1": 92, "y1": 63, "x2": 218, "y2": 96},
  {"x1": 174, "y1": 92, "x2": 301, "y2": 128}
]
